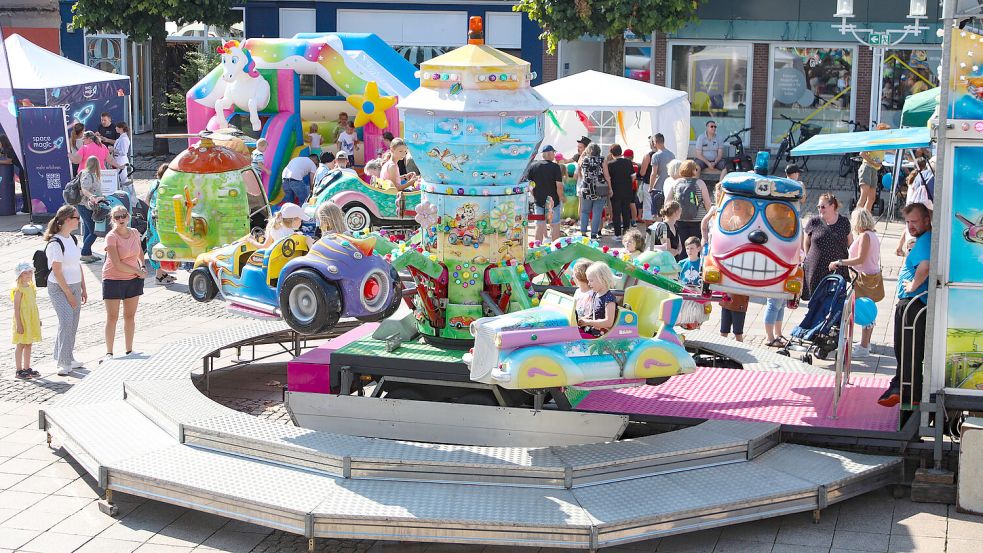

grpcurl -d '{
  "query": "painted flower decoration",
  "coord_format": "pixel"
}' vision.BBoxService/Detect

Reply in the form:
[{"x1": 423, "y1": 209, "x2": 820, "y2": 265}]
[
  {"x1": 489, "y1": 202, "x2": 515, "y2": 233},
  {"x1": 414, "y1": 201, "x2": 438, "y2": 228}
]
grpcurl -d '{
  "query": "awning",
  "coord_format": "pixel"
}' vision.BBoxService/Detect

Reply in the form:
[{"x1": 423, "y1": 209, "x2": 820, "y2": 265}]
[
  {"x1": 900, "y1": 87, "x2": 939, "y2": 128},
  {"x1": 790, "y1": 127, "x2": 932, "y2": 156}
]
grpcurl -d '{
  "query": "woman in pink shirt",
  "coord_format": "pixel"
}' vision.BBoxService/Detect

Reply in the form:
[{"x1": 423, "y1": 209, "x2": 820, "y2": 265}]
[
  {"x1": 101, "y1": 205, "x2": 147, "y2": 363},
  {"x1": 73, "y1": 131, "x2": 115, "y2": 174}
]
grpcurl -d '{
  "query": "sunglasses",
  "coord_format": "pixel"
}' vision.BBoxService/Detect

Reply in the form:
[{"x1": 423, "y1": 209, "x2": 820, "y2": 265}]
[
  {"x1": 708, "y1": 125, "x2": 717, "y2": 128},
  {"x1": 113, "y1": 214, "x2": 129, "y2": 220}
]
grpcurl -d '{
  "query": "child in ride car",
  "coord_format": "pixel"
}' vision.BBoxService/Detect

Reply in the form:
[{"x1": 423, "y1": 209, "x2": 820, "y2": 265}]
[{"x1": 577, "y1": 262, "x2": 618, "y2": 337}]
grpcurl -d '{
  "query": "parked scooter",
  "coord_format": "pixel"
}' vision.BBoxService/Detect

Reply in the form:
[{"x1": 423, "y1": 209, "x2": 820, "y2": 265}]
[{"x1": 724, "y1": 127, "x2": 753, "y2": 172}]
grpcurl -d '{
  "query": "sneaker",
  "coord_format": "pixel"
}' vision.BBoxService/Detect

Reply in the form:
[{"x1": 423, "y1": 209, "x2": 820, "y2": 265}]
[
  {"x1": 99, "y1": 353, "x2": 113, "y2": 365},
  {"x1": 80, "y1": 255, "x2": 98, "y2": 263},
  {"x1": 16, "y1": 369, "x2": 33, "y2": 379},
  {"x1": 57, "y1": 365, "x2": 73, "y2": 376},
  {"x1": 877, "y1": 387, "x2": 900, "y2": 407},
  {"x1": 70, "y1": 359, "x2": 84, "y2": 369},
  {"x1": 852, "y1": 345, "x2": 870, "y2": 358}
]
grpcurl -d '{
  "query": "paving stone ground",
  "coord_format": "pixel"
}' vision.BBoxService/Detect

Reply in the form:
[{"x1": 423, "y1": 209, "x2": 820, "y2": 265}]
[{"x1": 0, "y1": 143, "x2": 979, "y2": 551}]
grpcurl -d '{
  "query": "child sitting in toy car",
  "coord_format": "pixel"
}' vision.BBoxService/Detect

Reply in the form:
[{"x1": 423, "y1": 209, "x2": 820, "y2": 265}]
[
  {"x1": 576, "y1": 262, "x2": 619, "y2": 337},
  {"x1": 248, "y1": 203, "x2": 313, "y2": 250}
]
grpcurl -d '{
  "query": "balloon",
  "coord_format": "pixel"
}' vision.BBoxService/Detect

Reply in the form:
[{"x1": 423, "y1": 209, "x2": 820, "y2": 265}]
[
  {"x1": 854, "y1": 297, "x2": 878, "y2": 327},
  {"x1": 881, "y1": 172, "x2": 893, "y2": 191}
]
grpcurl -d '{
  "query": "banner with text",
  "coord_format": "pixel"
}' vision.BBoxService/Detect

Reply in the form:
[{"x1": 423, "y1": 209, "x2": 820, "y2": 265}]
[{"x1": 20, "y1": 106, "x2": 72, "y2": 215}]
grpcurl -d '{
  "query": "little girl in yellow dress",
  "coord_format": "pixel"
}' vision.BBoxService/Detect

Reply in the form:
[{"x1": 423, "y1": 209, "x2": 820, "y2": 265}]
[{"x1": 12, "y1": 262, "x2": 41, "y2": 379}]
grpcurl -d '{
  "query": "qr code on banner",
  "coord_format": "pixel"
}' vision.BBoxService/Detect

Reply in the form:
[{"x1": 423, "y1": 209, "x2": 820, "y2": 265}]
[{"x1": 46, "y1": 173, "x2": 61, "y2": 189}]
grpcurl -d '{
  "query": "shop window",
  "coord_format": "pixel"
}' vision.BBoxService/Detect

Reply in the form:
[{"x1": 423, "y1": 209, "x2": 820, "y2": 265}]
[
  {"x1": 880, "y1": 49, "x2": 941, "y2": 128},
  {"x1": 86, "y1": 37, "x2": 123, "y2": 74},
  {"x1": 670, "y1": 44, "x2": 750, "y2": 145},
  {"x1": 771, "y1": 46, "x2": 854, "y2": 144},
  {"x1": 625, "y1": 38, "x2": 652, "y2": 83}
]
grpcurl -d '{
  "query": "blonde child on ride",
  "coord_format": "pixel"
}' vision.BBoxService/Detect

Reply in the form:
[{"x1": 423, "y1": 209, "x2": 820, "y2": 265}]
[
  {"x1": 12, "y1": 262, "x2": 41, "y2": 380},
  {"x1": 308, "y1": 123, "x2": 322, "y2": 155},
  {"x1": 577, "y1": 262, "x2": 618, "y2": 337},
  {"x1": 317, "y1": 201, "x2": 346, "y2": 235},
  {"x1": 249, "y1": 203, "x2": 312, "y2": 249}
]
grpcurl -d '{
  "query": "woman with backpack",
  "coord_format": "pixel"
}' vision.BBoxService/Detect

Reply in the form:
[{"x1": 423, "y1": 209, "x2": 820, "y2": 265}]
[
  {"x1": 42, "y1": 205, "x2": 87, "y2": 376},
  {"x1": 648, "y1": 201, "x2": 682, "y2": 259},
  {"x1": 575, "y1": 143, "x2": 608, "y2": 239},
  {"x1": 668, "y1": 160, "x2": 711, "y2": 248},
  {"x1": 77, "y1": 156, "x2": 105, "y2": 263}
]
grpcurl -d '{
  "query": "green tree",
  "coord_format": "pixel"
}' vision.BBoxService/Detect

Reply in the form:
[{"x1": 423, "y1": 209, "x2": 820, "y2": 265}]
[
  {"x1": 70, "y1": 0, "x2": 239, "y2": 154},
  {"x1": 163, "y1": 43, "x2": 221, "y2": 124},
  {"x1": 514, "y1": 0, "x2": 701, "y2": 77}
]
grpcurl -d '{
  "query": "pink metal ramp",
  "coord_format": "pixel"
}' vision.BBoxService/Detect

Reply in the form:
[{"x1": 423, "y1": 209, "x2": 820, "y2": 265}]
[{"x1": 576, "y1": 366, "x2": 899, "y2": 432}]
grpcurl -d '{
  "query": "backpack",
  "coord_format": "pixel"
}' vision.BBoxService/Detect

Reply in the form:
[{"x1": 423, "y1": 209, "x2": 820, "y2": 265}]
[
  {"x1": 675, "y1": 177, "x2": 703, "y2": 220},
  {"x1": 62, "y1": 173, "x2": 83, "y2": 206},
  {"x1": 33, "y1": 235, "x2": 77, "y2": 288}
]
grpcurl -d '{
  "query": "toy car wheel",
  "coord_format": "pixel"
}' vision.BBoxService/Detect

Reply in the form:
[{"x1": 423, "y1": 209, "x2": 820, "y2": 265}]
[
  {"x1": 448, "y1": 233, "x2": 459, "y2": 245},
  {"x1": 188, "y1": 267, "x2": 218, "y2": 302},
  {"x1": 356, "y1": 268, "x2": 403, "y2": 322},
  {"x1": 462, "y1": 234, "x2": 473, "y2": 246},
  {"x1": 279, "y1": 270, "x2": 342, "y2": 335},
  {"x1": 344, "y1": 205, "x2": 372, "y2": 233}
]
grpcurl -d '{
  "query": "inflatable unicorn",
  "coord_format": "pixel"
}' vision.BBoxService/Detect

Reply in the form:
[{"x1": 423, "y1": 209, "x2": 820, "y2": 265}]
[{"x1": 212, "y1": 40, "x2": 270, "y2": 131}]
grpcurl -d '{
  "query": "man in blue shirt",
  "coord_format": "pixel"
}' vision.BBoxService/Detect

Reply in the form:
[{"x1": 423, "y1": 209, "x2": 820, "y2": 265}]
[{"x1": 880, "y1": 202, "x2": 932, "y2": 407}]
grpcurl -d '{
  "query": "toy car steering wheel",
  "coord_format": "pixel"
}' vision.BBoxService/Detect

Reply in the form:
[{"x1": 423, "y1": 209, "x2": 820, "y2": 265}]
[{"x1": 281, "y1": 238, "x2": 296, "y2": 257}]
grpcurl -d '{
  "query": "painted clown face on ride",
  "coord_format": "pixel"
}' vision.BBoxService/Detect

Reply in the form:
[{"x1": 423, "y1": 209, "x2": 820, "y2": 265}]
[{"x1": 707, "y1": 174, "x2": 804, "y2": 297}]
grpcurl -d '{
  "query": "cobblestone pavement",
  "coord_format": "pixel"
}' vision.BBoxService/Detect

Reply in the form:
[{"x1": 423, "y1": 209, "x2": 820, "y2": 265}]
[{"x1": 0, "y1": 157, "x2": 980, "y2": 552}]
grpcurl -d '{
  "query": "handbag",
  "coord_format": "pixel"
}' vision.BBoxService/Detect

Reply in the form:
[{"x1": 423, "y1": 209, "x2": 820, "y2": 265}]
[{"x1": 855, "y1": 271, "x2": 885, "y2": 302}]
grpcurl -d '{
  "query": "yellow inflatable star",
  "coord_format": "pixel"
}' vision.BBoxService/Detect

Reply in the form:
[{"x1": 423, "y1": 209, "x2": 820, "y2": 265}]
[{"x1": 347, "y1": 81, "x2": 396, "y2": 129}]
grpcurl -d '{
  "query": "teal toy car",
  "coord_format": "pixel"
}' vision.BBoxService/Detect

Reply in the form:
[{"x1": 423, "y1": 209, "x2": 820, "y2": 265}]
[{"x1": 306, "y1": 169, "x2": 422, "y2": 232}]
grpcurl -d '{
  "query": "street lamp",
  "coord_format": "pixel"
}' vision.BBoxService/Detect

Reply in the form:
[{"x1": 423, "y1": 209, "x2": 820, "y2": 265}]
[{"x1": 832, "y1": 0, "x2": 932, "y2": 126}]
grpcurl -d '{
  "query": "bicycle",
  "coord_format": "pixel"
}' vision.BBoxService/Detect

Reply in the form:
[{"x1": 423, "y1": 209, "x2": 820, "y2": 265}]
[
  {"x1": 723, "y1": 127, "x2": 753, "y2": 172},
  {"x1": 771, "y1": 114, "x2": 822, "y2": 174},
  {"x1": 837, "y1": 120, "x2": 869, "y2": 178}
]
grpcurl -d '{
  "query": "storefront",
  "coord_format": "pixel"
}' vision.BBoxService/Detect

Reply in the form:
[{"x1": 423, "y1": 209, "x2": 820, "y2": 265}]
[{"x1": 556, "y1": 0, "x2": 943, "y2": 151}]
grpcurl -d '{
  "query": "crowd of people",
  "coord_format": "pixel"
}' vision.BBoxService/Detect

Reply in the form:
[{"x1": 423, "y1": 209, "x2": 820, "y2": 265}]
[{"x1": 8, "y1": 109, "x2": 936, "y2": 412}]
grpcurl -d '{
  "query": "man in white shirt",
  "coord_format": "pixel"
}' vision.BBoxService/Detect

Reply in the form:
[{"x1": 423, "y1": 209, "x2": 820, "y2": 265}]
[
  {"x1": 694, "y1": 120, "x2": 727, "y2": 179},
  {"x1": 280, "y1": 154, "x2": 319, "y2": 205}
]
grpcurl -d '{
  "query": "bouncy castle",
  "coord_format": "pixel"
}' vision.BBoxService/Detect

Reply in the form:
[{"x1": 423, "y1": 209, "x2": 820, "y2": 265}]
[{"x1": 185, "y1": 33, "x2": 417, "y2": 202}]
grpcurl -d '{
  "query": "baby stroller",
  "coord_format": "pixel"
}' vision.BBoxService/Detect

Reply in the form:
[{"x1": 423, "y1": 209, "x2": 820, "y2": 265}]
[{"x1": 778, "y1": 273, "x2": 851, "y2": 364}]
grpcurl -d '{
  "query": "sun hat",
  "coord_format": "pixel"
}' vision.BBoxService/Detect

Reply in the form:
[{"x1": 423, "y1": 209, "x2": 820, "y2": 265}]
[
  {"x1": 15, "y1": 261, "x2": 33, "y2": 277},
  {"x1": 279, "y1": 202, "x2": 311, "y2": 221}
]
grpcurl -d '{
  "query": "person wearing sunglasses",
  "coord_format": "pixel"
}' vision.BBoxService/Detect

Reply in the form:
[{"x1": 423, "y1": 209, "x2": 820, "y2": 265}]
[
  {"x1": 694, "y1": 121, "x2": 728, "y2": 180},
  {"x1": 101, "y1": 205, "x2": 147, "y2": 364},
  {"x1": 43, "y1": 205, "x2": 88, "y2": 376},
  {"x1": 802, "y1": 193, "x2": 852, "y2": 300}
]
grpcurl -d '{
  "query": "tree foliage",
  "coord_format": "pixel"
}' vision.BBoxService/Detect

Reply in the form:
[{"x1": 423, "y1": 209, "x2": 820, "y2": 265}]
[
  {"x1": 70, "y1": 0, "x2": 239, "y2": 153},
  {"x1": 164, "y1": 43, "x2": 221, "y2": 123},
  {"x1": 514, "y1": 0, "x2": 701, "y2": 75},
  {"x1": 70, "y1": 0, "x2": 239, "y2": 43}
]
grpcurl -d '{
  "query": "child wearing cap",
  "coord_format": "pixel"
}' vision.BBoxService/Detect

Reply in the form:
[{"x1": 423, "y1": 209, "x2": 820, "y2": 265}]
[
  {"x1": 250, "y1": 202, "x2": 313, "y2": 249},
  {"x1": 12, "y1": 262, "x2": 41, "y2": 379},
  {"x1": 785, "y1": 163, "x2": 806, "y2": 209}
]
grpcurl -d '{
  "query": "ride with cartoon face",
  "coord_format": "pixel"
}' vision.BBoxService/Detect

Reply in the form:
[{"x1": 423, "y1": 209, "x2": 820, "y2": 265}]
[{"x1": 702, "y1": 172, "x2": 804, "y2": 304}]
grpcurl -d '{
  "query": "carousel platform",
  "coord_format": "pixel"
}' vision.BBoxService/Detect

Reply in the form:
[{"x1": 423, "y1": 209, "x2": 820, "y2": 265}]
[{"x1": 39, "y1": 321, "x2": 902, "y2": 551}]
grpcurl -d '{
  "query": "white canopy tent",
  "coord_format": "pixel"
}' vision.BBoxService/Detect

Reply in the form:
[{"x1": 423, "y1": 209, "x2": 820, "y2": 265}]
[
  {"x1": 534, "y1": 70, "x2": 690, "y2": 161},
  {"x1": 4, "y1": 33, "x2": 130, "y2": 101}
]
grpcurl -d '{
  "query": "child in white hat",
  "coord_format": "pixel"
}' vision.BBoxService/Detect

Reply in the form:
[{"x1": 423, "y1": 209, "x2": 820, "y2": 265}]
[{"x1": 12, "y1": 261, "x2": 41, "y2": 379}]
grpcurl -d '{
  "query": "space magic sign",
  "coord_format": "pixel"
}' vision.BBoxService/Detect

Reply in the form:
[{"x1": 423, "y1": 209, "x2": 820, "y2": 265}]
[{"x1": 20, "y1": 106, "x2": 72, "y2": 215}]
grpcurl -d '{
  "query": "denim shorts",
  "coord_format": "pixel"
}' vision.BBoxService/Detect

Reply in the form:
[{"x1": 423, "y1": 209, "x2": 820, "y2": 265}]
[
  {"x1": 281, "y1": 178, "x2": 310, "y2": 204},
  {"x1": 534, "y1": 202, "x2": 562, "y2": 224}
]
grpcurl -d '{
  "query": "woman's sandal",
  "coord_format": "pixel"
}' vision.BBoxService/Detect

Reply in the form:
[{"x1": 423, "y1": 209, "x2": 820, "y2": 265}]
[
  {"x1": 766, "y1": 337, "x2": 787, "y2": 348},
  {"x1": 156, "y1": 274, "x2": 177, "y2": 284}
]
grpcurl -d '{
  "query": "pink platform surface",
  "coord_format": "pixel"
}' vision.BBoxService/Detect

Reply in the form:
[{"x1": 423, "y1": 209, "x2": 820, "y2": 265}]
[
  {"x1": 576, "y1": 366, "x2": 900, "y2": 432},
  {"x1": 287, "y1": 323, "x2": 379, "y2": 393}
]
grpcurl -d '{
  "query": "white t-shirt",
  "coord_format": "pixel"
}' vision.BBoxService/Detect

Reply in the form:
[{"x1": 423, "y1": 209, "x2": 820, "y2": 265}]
[
  {"x1": 113, "y1": 133, "x2": 130, "y2": 167},
  {"x1": 46, "y1": 235, "x2": 82, "y2": 285},
  {"x1": 282, "y1": 157, "x2": 317, "y2": 180},
  {"x1": 662, "y1": 176, "x2": 677, "y2": 199},
  {"x1": 338, "y1": 131, "x2": 356, "y2": 157},
  {"x1": 309, "y1": 133, "x2": 322, "y2": 149},
  {"x1": 268, "y1": 226, "x2": 295, "y2": 242}
]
